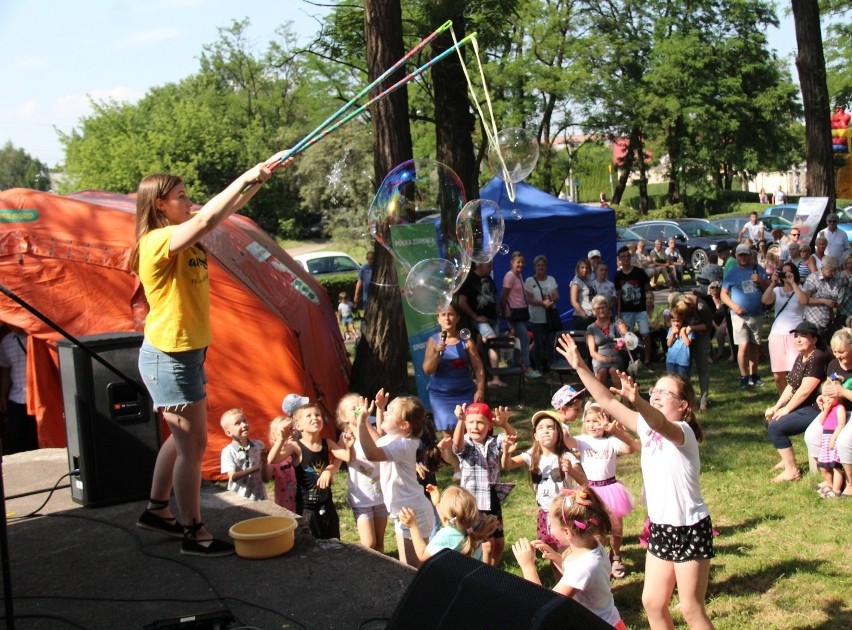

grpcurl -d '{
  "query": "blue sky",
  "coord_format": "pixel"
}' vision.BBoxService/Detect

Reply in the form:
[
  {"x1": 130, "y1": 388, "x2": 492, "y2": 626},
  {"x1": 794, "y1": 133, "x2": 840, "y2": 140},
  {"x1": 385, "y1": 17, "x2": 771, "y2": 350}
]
[{"x1": 0, "y1": 0, "x2": 796, "y2": 169}]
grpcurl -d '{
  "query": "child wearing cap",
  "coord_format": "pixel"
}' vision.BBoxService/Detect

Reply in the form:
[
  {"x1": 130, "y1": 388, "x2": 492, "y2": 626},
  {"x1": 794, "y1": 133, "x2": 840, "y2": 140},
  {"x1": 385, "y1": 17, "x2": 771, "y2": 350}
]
[
  {"x1": 452, "y1": 402, "x2": 516, "y2": 567},
  {"x1": 502, "y1": 409, "x2": 586, "y2": 556},
  {"x1": 219, "y1": 408, "x2": 271, "y2": 501},
  {"x1": 551, "y1": 384, "x2": 585, "y2": 444}
]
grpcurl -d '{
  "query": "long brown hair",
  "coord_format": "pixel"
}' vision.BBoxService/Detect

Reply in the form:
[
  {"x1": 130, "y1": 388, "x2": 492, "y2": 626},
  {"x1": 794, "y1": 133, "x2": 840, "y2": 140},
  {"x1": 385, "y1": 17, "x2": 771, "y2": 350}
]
[
  {"x1": 528, "y1": 413, "x2": 568, "y2": 477},
  {"x1": 129, "y1": 173, "x2": 183, "y2": 273}
]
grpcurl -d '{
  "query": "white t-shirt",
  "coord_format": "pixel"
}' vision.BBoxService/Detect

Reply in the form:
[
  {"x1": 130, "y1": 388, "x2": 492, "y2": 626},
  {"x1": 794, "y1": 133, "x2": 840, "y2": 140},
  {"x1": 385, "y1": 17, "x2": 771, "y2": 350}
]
[
  {"x1": 636, "y1": 414, "x2": 709, "y2": 527},
  {"x1": 346, "y1": 442, "x2": 383, "y2": 508},
  {"x1": 769, "y1": 287, "x2": 804, "y2": 336},
  {"x1": 573, "y1": 435, "x2": 621, "y2": 482},
  {"x1": 742, "y1": 221, "x2": 764, "y2": 243},
  {"x1": 524, "y1": 275, "x2": 558, "y2": 324},
  {"x1": 558, "y1": 544, "x2": 622, "y2": 626},
  {"x1": 520, "y1": 451, "x2": 563, "y2": 511},
  {"x1": 818, "y1": 227, "x2": 850, "y2": 260},
  {"x1": 376, "y1": 434, "x2": 432, "y2": 516}
]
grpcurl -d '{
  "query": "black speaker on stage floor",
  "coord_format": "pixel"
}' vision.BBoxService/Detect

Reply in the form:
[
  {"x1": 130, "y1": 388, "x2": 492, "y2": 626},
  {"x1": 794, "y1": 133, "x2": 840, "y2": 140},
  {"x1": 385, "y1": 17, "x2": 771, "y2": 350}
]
[
  {"x1": 58, "y1": 332, "x2": 160, "y2": 507},
  {"x1": 387, "y1": 549, "x2": 612, "y2": 630}
]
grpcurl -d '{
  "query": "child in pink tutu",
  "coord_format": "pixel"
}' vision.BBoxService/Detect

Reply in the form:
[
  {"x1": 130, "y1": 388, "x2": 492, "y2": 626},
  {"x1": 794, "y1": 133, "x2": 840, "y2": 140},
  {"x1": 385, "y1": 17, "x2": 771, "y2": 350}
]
[{"x1": 565, "y1": 402, "x2": 640, "y2": 578}]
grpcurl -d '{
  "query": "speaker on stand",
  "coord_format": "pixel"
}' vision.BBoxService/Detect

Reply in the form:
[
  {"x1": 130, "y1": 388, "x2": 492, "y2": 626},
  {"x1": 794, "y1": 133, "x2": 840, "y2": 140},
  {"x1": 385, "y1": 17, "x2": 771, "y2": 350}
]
[
  {"x1": 387, "y1": 549, "x2": 612, "y2": 630},
  {"x1": 58, "y1": 332, "x2": 160, "y2": 507}
]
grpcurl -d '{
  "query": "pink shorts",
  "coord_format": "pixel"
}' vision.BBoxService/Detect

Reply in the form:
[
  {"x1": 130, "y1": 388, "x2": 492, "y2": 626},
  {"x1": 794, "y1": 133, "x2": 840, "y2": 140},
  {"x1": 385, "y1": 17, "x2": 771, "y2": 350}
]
[{"x1": 768, "y1": 332, "x2": 798, "y2": 373}]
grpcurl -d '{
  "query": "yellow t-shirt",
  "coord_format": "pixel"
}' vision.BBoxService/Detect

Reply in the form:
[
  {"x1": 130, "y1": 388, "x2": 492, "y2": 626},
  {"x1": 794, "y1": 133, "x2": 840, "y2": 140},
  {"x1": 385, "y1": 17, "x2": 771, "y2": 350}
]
[{"x1": 138, "y1": 225, "x2": 212, "y2": 352}]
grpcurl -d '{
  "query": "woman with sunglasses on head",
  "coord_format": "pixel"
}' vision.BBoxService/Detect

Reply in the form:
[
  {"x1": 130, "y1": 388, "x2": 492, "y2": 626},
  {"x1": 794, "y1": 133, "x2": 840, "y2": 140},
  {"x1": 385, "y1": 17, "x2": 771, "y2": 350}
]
[{"x1": 556, "y1": 333, "x2": 714, "y2": 630}]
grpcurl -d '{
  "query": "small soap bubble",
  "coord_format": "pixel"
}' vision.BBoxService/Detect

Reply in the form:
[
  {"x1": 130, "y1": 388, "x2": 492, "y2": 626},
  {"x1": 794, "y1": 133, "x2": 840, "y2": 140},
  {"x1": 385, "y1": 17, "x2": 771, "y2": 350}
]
[{"x1": 459, "y1": 328, "x2": 471, "y2": 341}]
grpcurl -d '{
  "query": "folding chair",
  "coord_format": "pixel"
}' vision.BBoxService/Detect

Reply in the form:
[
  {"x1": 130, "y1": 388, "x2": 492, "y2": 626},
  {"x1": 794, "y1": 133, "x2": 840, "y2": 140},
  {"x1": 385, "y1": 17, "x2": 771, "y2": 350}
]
[
  {"x1": 549, "y1": 330, "x2": 590, "y2": 391},
  {"x1": 483, "y1": 336, "x2": 525, "y2": 402}
]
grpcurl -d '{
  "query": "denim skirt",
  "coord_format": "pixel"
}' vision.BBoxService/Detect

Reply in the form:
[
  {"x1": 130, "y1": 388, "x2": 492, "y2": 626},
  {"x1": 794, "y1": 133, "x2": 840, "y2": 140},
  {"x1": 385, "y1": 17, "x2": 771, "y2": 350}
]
[{"x1": 138, "y1": 339, "x2": 207, "y2": 409}]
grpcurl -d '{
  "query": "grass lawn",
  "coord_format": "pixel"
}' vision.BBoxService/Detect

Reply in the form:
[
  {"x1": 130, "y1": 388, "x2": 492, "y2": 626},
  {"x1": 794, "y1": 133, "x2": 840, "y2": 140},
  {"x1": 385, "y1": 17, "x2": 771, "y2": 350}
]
[{"x1": 326, "y1": 356, "x2": 851, "y2": 629}]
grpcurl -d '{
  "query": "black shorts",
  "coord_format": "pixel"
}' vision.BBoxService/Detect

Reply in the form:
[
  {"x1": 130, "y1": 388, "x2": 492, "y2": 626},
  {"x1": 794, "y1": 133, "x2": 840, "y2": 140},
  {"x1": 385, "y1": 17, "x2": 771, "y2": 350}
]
[
  {"x1": 300, "y1": 500, "x2": 340, "y2": 540},
  {"x1": 648, "y1": 515, "x2": 715, "y2": 562},
  {"x1": 482, "y1": 487, "x2": 504, "y2": 539}
]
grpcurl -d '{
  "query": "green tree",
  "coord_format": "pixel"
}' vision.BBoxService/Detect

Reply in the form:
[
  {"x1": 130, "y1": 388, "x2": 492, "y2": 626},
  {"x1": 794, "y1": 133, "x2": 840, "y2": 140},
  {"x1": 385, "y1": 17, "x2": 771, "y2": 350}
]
[
  {"x1": 59, "y1": 19, "x2": 315, "y2": 236},
  {"x1": 0, "y1": 141, "x2": 51, "y2": 191}
]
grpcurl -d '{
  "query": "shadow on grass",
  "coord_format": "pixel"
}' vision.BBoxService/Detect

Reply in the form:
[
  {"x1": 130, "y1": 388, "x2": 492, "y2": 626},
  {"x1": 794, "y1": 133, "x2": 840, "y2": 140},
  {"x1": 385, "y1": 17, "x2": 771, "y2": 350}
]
[
  {"x1": 712, "y1": 513, "x2": 785, "y2": 538},
  {"x1": 709, "y1": 558, "x2": 826, "y2": 597},
  {"x1": 809, "y1": 598, "x2": 852, "y2": 630}
]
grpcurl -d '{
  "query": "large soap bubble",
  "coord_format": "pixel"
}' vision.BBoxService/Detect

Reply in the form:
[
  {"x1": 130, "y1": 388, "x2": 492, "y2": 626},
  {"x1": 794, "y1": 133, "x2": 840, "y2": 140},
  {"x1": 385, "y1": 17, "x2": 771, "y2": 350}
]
[
  {"x1": 486, "y1": 127, "x2": 540, "y2": 183},
  {"x1": 368, "y1": 158, "x2": 466, "y2": 272},
  {"x1": 404, "y1": 258, "x2": 456, "y2": 314},
  {"x1": 456, "y1": 199, "x2": 505, "y2": 264}
]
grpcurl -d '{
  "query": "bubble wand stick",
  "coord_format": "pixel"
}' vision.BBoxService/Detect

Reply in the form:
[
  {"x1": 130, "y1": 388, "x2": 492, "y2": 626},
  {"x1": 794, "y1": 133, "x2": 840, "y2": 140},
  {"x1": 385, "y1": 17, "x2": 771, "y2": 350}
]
[{"x1": 241, "y1": 20, "x2": 456, "y2": 193}]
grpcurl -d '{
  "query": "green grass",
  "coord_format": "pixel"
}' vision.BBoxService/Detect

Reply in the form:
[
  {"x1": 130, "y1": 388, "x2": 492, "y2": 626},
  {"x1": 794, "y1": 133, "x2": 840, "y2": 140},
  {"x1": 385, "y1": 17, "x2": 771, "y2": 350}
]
[{"x1": 323, "y1": 359, "x2": 850, "y2": 629}]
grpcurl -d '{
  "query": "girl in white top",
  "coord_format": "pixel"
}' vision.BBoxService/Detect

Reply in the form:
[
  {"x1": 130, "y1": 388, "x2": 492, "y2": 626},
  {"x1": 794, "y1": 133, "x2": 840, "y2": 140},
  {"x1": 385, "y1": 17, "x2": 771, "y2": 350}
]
[
  {"x1": 565, "y1": 403, "x2": 639, "y2": 579},
  {"x1": 512, "y1": 487, "x2": 626, "y2": 629},
  {"x1": 557, "y1": 333, "x2": 714, "y2": 630},
  {"x1": 762, "y1": 261, "x2": 805, "y2": 393},
  {"x1": 336, "y1": 392, "x2": 387, "y2": 552},
  {"x1": 356, "y1": 393, "x2": 436, "y2": 568},
  {"x1": 502, "y1": 410, "x2": 586, "y2": 552}
]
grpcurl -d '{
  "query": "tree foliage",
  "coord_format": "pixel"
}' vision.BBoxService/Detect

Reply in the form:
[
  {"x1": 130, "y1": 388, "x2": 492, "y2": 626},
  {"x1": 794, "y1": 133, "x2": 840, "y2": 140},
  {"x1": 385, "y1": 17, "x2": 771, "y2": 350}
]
[{"x1": 0, "y1": 141, "x2": 51, "y2": 191}]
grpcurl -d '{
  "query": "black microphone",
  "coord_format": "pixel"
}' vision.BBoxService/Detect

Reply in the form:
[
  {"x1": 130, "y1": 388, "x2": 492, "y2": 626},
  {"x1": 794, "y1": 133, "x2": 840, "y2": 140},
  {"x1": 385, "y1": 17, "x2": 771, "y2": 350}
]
[{"x1": 438, "y1": 330, "x2": 448, "y2": 358}]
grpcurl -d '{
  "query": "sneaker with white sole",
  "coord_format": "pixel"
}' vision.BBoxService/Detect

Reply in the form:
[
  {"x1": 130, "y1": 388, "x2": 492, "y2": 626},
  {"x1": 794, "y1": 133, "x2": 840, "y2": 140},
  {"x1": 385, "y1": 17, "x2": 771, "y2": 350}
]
[{"x1": 526, "y1": 369, "x2": 542, "y2": 379}]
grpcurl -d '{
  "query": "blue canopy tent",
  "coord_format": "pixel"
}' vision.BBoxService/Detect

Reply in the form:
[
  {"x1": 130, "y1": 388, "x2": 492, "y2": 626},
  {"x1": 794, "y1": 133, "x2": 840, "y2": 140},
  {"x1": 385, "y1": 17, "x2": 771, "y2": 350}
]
[{"x1": 479, "y1": 177, "x2": 617, "y2": 324}]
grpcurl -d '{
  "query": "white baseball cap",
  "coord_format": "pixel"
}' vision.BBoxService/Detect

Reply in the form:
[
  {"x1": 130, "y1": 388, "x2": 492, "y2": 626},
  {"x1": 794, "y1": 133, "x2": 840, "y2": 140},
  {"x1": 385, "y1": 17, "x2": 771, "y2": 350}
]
[{"x1": 282, "y1": 394, "x2": 310, "y2": 416}]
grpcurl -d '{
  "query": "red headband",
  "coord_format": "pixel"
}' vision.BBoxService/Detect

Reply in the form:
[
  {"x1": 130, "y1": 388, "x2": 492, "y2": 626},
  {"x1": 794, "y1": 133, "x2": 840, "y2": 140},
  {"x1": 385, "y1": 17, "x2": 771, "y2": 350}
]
[{"x1": 464, "y1": 403, "x2": 493, "y2": 422}]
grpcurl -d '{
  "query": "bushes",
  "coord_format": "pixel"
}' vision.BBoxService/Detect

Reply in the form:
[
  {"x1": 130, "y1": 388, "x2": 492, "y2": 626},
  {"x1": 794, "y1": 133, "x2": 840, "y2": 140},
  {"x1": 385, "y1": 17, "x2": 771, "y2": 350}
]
[{"x1": 312, "y1": 271, "x2": 358, "y2": 305}]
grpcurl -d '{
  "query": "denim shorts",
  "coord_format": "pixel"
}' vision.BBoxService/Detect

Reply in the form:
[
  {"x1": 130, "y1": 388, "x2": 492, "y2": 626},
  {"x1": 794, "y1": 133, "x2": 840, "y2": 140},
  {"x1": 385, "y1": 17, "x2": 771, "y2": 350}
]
[{"x1": 138, "y1": 340, "x2": 207, "y2": 409}]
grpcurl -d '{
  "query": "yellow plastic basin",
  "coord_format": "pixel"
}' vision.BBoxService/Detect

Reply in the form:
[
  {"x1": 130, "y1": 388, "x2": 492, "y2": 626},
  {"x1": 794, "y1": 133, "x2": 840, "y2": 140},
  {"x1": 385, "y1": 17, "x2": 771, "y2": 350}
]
[{"x1": 229, "y1": 515, "x2": 297, "y2": 559}]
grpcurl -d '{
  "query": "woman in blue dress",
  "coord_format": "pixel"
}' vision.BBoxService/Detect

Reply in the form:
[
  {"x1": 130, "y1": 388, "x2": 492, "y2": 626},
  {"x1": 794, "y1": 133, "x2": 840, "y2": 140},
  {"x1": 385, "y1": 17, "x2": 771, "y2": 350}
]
[{"x1": 423, "y1": 301, "x2": 486, "y2": 477}]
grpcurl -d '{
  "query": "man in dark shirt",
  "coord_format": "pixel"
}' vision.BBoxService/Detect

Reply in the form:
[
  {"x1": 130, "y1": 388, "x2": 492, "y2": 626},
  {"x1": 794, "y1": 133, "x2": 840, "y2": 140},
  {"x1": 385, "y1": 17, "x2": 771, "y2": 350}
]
[
  {"x1": 615, "y1": 246, "x2": 653, "y2": 364},
  {"x1": 458, "y1": 261, "x2": 505, "y2": 387}
]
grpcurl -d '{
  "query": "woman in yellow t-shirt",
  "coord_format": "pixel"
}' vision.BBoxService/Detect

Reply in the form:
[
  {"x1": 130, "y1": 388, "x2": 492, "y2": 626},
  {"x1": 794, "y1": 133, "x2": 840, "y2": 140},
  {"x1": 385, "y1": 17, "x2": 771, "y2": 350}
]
[{"x1": 132, "y1": 151, "x2": 289, "y2": 556}]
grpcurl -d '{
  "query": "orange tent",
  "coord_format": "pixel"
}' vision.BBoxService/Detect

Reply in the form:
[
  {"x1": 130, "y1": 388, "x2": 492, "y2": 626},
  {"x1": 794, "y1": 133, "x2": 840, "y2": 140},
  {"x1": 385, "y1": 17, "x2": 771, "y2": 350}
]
[{"x1": 0, "y1": 188, "x2": 350, "y2": 479}]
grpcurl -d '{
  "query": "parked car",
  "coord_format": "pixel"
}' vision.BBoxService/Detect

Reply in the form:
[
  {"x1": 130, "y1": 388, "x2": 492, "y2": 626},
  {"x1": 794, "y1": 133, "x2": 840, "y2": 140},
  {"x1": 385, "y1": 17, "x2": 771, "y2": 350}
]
[
  {"x1": 763, "y1": 204, "x2": 798, "y2": 222},
  {"x1": 833, "y1": 206, "x2": 852, "y2": 240},
  {"x1": 291, "y1": 251, "x2": 360, "y2": 276},
  {"x1": 710, "y1": 215, "x2": 792, "y2": 247},
  {"x1": 628, "y1": 218, "x2": 732, "y2": 272},
  {"x1": 616, "y1": 225, "x2": 642, "y2": 251}
]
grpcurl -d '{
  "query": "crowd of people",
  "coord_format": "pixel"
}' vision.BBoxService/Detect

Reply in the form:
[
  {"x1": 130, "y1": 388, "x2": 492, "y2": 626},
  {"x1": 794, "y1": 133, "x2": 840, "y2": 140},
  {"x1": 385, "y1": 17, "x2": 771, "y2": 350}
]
[{"x1": 9, "y1": 149, "x2": 848, "y2": 629}]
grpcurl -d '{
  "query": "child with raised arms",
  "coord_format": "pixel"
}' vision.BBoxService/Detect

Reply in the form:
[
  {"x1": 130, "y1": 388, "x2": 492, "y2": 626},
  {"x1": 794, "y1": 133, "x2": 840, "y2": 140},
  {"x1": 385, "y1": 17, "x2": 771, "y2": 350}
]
[
  {"x1": 557, "y1": 333, "x2": 714, "y2": 630},
  {"x1": 565, "y1": 403, "x2": 639, "y2": 579},
  {"x1": 336, "y1": 392, "x2": 388, "y2": 550},
  {"x1": 512, "y1": 487, "x2": 626, "y2": 629},
  {"x1": 452, "y1": 402, "x2": 516, "y2": 566},
  {"x1": 266, "y1": 415, "x2": 297, "y2": 512},
  {"x1": 502, "y1": 410, "x2": 586, "y2": 553},
  {"x1": 356, "y1": 393, "x2": 438, "y2": 567},
  {"x1": 267, "y1": 403, "x2": 353, "y2": 540},
  {"x1": 398, "y1": 485, "x2": 498, "y2": 563}
]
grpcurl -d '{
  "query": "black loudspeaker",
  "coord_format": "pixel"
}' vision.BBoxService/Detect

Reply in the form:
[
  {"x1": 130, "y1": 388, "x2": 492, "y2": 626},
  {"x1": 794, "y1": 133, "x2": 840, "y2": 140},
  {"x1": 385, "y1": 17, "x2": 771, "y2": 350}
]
[
  {"x1": 58, "y1": 332, "x2": 160, "y2": 507},
  {"x1": 387, "y1": 549, "x2": 612, "y2": 630}
]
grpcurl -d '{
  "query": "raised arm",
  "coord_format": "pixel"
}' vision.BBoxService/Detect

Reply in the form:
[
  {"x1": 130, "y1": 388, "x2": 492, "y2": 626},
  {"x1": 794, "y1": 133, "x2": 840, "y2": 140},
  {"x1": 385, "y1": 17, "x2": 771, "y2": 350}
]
[
  {"x1": 356, "y1": 401, "x2": 387, "y2": 462},
  {"x1": 452, "y1": 405, "x2": 468, "y2": 453},
  {"x1": 170, "y1": 151, "x2": 289, "y2": 253},
  {"x1": 556, "y1": 333, "x2": 639, "y2": 432}
]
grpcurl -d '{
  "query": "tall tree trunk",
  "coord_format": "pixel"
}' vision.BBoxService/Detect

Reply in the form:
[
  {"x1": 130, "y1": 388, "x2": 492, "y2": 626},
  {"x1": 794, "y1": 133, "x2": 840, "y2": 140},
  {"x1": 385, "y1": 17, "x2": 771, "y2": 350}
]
[
  {"x1": 792, "y1": 0, "x2": 836, "y2": 228},
  {"x1": 612, "y1": 140, "x2": 635, "y2": 206},
  {"x1": 430, "y1": 9, "x2": 477, "y2": 205},
  {"x1": 665, "y1": 117, "x2": 683, "y2": 205},
  {"x1": 351, "y1": 0, "x2": 414, "y2": 397},
  {"x1": 635, "y1": 131, "x2": 649, "y2": 213}
]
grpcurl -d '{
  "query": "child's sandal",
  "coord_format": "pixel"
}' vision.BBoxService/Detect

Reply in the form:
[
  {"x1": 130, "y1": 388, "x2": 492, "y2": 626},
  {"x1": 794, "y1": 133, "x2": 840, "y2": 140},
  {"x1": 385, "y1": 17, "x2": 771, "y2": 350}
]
[{"x1": 611, "y1": 556, "x2": 626, "y2": 579}]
